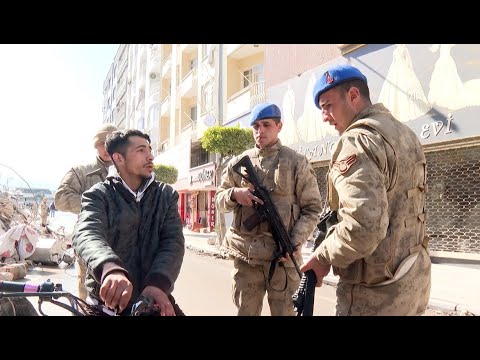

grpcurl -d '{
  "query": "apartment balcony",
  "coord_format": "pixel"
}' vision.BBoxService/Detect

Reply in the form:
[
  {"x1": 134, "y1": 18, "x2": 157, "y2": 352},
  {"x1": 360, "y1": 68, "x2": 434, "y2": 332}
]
[
  {"x1": 116, "y1": 78, "x2": 127, "y2": 100},
  {"x1": 227, "y1": 44, "x2": 264, "y2": 59},
  {"x1": 180, "y1": 44, "x2": 197, "y2": 53},
  {"x1": 178, "y1": 67, "x2": 197, "y2": 99},
  {"x1": 148, "y1": 46, "x2": 161, "y2": 74},
  {"x1": 114, "y1": 103, "x2": 126, "y2": 124},
  {"x1": 160, "y1": 95, "x2": 170, "y2": 117},
  {"x1": 149, "y1": 81, "x2": 161, "y2": 99},
  {"x1": 118, "y1": 55, "x2": 128, "y2": 76},
  {"x1": 162, "y1": 55, "x2": 172, "y2": 79},
  {"x1": 226, "y1": 81, "x2": 265, "y2": 122},
  {"x1": 175, "y1": 126, "x2": 192, "y2": 146},
  {"x1": 158, "y1": 139, "x2": 169, "y2": 153},
  {"x1": 136, "y1": 91, "x2": 145, "y2": 111},
  {"x1": 225, "y1": 44, "x2": 242, "y2": 57}
]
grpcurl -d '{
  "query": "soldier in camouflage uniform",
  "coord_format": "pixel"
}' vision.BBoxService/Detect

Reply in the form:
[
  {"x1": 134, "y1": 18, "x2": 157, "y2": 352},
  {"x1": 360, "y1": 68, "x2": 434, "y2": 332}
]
[
  {"x1": 216, "y1": 103, "x2": 322, "y2": 316},
  {"x1": 301, "y1": 64, "x2": 431, "y2": 316},
  {"x1": 39, "y1": 197, "x2": 49, "y2": 227},
  {"x1": 55, "y1": 124, "x2": 118, "y2": 300}
]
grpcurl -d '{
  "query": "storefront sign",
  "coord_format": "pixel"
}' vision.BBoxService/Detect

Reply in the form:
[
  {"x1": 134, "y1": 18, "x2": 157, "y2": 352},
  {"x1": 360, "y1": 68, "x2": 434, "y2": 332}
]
[
  {"x1": 189, "y1": 163, "x2": 216, "y2": 187},
  {"x1": 208, "y1": 191, "x2": 215, "y2": 230}
]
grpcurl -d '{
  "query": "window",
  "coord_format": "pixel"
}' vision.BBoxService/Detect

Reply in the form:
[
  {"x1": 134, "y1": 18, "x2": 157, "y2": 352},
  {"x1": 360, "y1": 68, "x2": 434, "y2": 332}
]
[
  {"x1": 190, "y1": 106, "x2": 197, "y2": 121},
  {"x1": 191, "y1": 146, "x2": 209, "y2": 168},
  {"x1": 242, "y1": 64, "x2": 264, "y2": 88},
  {"x1": 190, "y1": 58, "x2": 198, "y2": 71}
]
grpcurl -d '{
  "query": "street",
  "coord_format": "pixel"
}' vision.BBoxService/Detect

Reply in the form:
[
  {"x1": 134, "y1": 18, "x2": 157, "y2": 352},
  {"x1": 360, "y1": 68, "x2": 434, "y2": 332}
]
[{"x1": 3, "y1": 248, "x2": 450, "y2": 316}]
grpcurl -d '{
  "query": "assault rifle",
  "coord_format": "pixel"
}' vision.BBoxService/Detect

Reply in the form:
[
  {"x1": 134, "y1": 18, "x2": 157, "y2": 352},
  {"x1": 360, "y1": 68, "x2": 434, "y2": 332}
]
[
  {"x1": 232, "y1": 155, "x2": 302, "y2": 279},
  {"x1": 292, "y1": 210, "x2": 337, "y2": 316}
]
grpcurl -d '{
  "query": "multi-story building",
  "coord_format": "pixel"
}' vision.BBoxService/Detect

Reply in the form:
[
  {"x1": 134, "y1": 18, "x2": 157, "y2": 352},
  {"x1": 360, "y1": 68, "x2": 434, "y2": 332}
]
[
  {"x1": 102, "y1": 43, "x2": 480, "y2": 262},
  {"x1": 103, "y1": 44, "x2": 265, "y2": 232}
]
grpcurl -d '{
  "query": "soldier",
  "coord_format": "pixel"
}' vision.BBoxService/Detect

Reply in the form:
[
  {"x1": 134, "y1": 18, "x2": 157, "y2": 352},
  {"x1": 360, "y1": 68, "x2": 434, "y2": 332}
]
[
  {"x1": 39, "y1": 197, "x2": 48, "y2": 227},
  {"x1": 301, "y1": 64, "x2": 431, "y2": 315},
  {"x1": 72, "y1": 129, "x2": 185, "y2": 315},
  {"x1": 55, "y1": 123, "x2": 118, "y2": 301},
  {"x1": 216, "y1": 102, "x2": 322, "y2": 316}
]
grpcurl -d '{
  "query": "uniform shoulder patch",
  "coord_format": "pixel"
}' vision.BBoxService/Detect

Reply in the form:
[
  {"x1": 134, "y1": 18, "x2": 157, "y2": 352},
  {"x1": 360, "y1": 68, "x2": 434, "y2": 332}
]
[{"x1": 332, "y1": 154, "x2": 357, "y2": 174}]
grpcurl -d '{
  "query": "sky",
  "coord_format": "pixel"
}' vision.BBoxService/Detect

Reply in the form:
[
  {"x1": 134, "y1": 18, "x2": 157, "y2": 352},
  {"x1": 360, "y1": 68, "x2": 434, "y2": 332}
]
[{"x1": 0, "y1": 44, "x2": 119, "y2": 192}]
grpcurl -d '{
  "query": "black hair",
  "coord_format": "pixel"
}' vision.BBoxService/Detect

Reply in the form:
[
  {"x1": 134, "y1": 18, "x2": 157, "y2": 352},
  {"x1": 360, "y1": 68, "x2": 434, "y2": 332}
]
[
  {"x1": 105, "y1": 129, "x2": 151, "y2": 158},
  {"x1": 339, "y1": 79, "x2": 371, "y2": 102}
]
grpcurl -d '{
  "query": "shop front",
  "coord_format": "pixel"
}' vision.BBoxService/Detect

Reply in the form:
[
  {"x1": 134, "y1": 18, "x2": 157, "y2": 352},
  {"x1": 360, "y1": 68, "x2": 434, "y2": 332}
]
[{"x1": 178, "y1": 162, "x2": 217, "y2": 233}]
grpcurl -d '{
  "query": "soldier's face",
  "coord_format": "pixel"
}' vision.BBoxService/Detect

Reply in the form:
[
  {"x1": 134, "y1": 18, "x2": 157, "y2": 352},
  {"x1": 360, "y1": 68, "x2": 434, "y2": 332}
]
[
  {"x1": 251, "y1": 119, "x2": 282, "y2": 149},
  {"x1": 96, "y1": 142, "x2": 112, "y2": 162},
  {"x1": 318, "y1": 87, "x2": 357, "y2": 135}
]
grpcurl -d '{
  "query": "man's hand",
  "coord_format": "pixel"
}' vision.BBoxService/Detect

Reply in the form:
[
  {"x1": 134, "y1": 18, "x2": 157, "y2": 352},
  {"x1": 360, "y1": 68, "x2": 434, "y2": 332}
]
[
  {"x1": 231, "y1": 187, "x2": 264, "y2": 207},
  {"x1": 141, "y1": 286, "x2": 176, "y2": 316},
  {"x1": 100, "y1": 272, "x2": 133, "y2": 313},
  {"x1": 279, "y1": 248, "x2": 301, "y2": 263},
  {"x1": 300, "y1": 254, "x2": 331, "y2": 287}
]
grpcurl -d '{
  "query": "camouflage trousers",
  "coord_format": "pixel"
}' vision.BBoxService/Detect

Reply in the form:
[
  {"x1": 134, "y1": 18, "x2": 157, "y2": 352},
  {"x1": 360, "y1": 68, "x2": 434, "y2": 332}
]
[
  {"x1": 231, "y1": 257, "x2": 300, "y2": 316},
  {"x1": 76, "y1": 259, "x2": 88, "y2": 301},
  {"x1": 335, "y1": 249, "x2": 431, "y2": 316}
]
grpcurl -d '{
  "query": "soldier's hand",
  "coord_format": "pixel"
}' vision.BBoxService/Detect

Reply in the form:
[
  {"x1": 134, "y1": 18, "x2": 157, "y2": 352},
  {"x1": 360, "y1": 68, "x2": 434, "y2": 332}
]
[
  {"x1": 100, "y1": 272, "x2": 133, "y2": 313},
  {"x1": 300, "y1": 255, "x2": 331, "y2": 287},
  {"x1": 279, "y1": 249, "x2": 301, "y2": 263},
  {"x1": 232, "y1": 187, "x2": 263, "y2": 207}
]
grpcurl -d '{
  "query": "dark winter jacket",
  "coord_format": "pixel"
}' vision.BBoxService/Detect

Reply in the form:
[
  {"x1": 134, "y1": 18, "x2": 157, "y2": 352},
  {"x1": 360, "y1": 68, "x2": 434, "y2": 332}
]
[{"x1": 72, "y1": 175, "x2": 185, "y2": 306}]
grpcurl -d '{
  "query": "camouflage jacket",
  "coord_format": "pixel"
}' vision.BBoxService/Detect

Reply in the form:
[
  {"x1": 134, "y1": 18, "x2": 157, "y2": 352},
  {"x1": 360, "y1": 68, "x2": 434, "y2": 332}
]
[
  {"x1": 314, "y1": 104, "x2": 430, "y2": 287},
  {"x1": 55, "y1": 156, "x2": 112, "y2": 214},
  {"x1": 216, "y1": 140, "x2": 322, "y2": 266}
]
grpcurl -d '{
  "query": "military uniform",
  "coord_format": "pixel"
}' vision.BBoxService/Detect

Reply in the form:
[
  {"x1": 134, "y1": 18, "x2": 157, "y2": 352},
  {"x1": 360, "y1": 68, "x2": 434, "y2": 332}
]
[
  {"x1": 216, "y1": 139, "x2": 322, "y2": 315},
  {"x1": 55, "y1": 156, "x2": 113, "y2": 301},
  {"x1": 40, "y1": 200, "x2": 49, "y2": 226},
  {"x1": 55, "y1": 157, "x2": 112, "y2": 214},
  {"x1": 314, "y1": 104, "x2": 431, "y2": 315}
]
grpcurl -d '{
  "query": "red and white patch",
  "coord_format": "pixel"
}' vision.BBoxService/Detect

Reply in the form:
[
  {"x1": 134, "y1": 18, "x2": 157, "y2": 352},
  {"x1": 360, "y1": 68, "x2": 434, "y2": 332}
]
[
  {"x1": 332, "y1": 154, "x2": 357, "y2": 174},
  {"x1": 325, "y1": 71, "x2": 334, "y2": 84}
]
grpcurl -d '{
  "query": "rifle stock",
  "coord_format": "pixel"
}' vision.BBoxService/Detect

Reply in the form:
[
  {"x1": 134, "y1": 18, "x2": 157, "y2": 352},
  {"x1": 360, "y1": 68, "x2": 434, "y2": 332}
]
[
  {"x1": 292, "y1": 210, "x2": 337, "y2": 316},
  {"x1": 232, "y1": 155, "x2": 302, "y2": 278}
]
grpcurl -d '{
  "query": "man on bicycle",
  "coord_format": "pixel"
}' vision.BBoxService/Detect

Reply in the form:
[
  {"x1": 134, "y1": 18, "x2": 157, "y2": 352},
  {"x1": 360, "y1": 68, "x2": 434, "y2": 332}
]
[{"x1": 72, "y1": 129, "x2": 185, "y2": 316}]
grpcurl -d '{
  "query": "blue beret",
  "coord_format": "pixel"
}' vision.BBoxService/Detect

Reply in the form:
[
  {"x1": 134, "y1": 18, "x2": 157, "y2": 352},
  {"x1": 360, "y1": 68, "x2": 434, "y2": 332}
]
[
  {"x1": 313, "y1": 64, "x2": 367, "y2": 109},
  {"x1": 249, "y1": 102, "x2": 281, "y2": 125}
]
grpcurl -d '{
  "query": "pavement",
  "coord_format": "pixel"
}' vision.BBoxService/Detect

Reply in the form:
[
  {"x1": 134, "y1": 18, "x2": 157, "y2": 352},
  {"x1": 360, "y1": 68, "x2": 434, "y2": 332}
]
[{"x1": 183, "y1": 229, "x2": 480, "y2": 316}]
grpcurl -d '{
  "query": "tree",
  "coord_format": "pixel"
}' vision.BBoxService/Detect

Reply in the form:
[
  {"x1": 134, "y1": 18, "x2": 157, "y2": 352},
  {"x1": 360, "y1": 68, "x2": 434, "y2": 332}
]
[
  {"x1": 153, "y1": 164, "x2": 178, "y2": 184},
  {"x1": 201, "y1": 125, "x2": 255, "y2": 246}
]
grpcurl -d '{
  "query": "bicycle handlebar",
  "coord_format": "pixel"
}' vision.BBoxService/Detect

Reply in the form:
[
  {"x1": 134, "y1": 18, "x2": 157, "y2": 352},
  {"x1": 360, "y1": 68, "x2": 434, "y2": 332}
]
[{"x1": 0, "y1": 279, "x2": 165, "y2": 316}]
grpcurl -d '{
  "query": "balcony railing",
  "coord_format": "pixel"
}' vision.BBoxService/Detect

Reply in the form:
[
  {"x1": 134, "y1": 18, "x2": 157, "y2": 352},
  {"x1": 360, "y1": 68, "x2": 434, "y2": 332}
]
[
  {"x1": 160, "y1": 95, "x2": 170, "y2": 117},
  {"x1": 226, "y1": 81, "x2": 265, "y2": 122},
  {"x1": 162, "y1": 55, "x2": 172, "y2": 78},
  {"x1": 250, "y1": 80, "x2": 265, "y2": 108},
  {"x1": 178, "y1": 67, "x2": 197, "y2": 99}
]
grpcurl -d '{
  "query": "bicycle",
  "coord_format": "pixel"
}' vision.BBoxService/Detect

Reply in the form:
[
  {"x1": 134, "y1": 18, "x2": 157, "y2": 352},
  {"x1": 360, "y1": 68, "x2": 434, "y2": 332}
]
[{"x1": 0, "y1": 279, "x2": 184, "y2": 316}]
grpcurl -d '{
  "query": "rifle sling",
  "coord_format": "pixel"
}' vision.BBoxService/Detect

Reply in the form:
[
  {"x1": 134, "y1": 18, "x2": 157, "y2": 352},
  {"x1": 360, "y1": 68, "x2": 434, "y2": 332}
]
[
  {"x1": 267, "y1": 260, "x2": 288, "y2": 292},
  {"x1": 251, "y1": 148, "x2": 290, "y2": 291}
]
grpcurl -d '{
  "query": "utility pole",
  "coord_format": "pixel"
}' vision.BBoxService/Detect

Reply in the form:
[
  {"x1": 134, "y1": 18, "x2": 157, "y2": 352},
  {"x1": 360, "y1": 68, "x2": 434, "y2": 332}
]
[{"x1": 215, "y1": 44, "x2": 226, "y2": 247}]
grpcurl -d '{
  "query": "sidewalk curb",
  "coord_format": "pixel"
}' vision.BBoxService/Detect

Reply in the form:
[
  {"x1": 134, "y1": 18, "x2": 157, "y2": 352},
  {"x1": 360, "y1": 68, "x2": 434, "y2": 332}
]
[{"x1": 185, "y1": 243, "x2": 227, "y2": 259}]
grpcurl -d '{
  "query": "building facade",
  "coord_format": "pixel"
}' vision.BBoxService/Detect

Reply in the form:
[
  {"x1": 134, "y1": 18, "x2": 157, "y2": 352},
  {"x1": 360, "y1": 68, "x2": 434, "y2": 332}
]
[
  {"x1": 265, "y1": 44, "x2": 480, "y2": 261},
  {"x1": 102, "y1": 44, "x2": 480, "y2": 261},
  {"x1": 103, "y1": 44, "x2": 265, "y2": 233}
]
